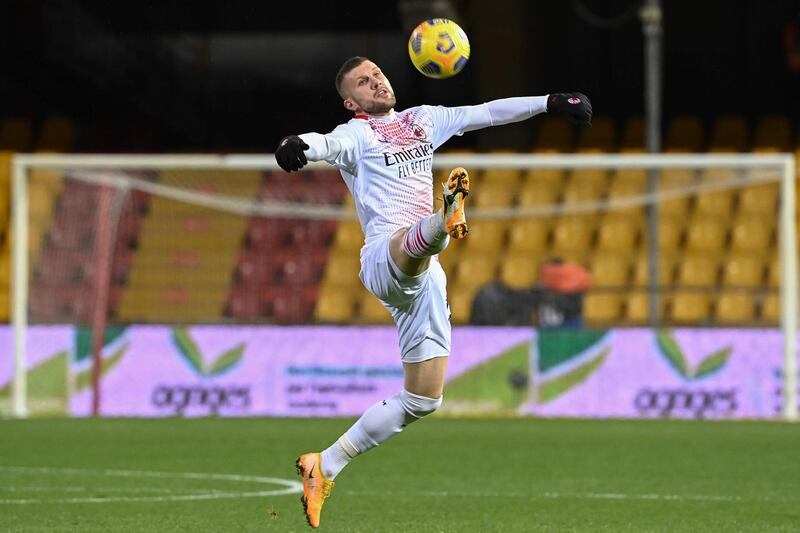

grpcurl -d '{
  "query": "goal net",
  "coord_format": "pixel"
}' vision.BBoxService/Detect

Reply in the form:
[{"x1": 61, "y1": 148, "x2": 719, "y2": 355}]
[{"x1": 2, "y1": 152, "x2": 796, "y2": 420}]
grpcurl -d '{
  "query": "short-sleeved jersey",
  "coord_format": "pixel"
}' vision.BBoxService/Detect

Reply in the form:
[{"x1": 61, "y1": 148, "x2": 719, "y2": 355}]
[{"x1": 320, "y1": 105, "x2": 474, "y2": 242}]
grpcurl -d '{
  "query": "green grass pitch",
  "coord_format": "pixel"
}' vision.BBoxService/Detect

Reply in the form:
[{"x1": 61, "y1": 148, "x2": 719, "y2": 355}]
[{"x1": 1, "y1": 418, "x2": 799, "y2": 532}]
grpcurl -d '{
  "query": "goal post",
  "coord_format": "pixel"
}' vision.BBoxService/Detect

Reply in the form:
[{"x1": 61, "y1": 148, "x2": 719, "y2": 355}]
[{"x1": 7, "y1": 152, "x2": 797, "y2": 420}]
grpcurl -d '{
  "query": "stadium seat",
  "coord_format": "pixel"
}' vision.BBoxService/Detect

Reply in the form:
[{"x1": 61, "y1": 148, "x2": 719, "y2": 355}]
[
  {"x1": 721, "y1": 254, "x2": 763, "y2": 288},
  {"x1": 332, "y1": 220, "x2": 364, "y2": 252},
  {"x1": 454, "y1": 255, "x2": 498, "y2": 288},
  {"x1": 37, "y1": 116, "x2": 75, "y2": 152},
  {"x1": 583, "y1": 292, "x2": 623, "y2": 323},
  {"x1": 729, "y1": 217, "x2": 772, "y2": 252},
  {"x1": 715, "y1": 293, "x2": 755, "y2": 323},
  {"x1": 665, "y1": 115, "x2": 704, "y2": 152},
  {"x1": 462, "y1": 220, "x2": 508, "y2": 252},
  {"x1": 625, "y1": 291, "x2": 667, "y2": 323},
  {"x1": 280, "y1": 253, "x2": 326, "y2": 286},
  {"x1": 0, "y1": 289, "x2": 8, "y2": 321},
  {"x1": 753, "y1": 115, "x2": 792, "y2": 152},
  {"x1": 447, "y1": 281, "x2": 482, "y2": 324},
  {"x1": 533, "y1": 116, "x2": 573, "y2": 151},
  {"x1": 766, "y1": 256, "x2": 780, "y2": 288},
  {"x1": 595, "y1": 215, "x2": 639, "y2": 253},
  {"x1": 608, "y1": 169, "x2": 647, "y2": 194},
  {"x1": 709, "y1": 115, "x2": 748, "y2": 152},
  {"x1": 320, "y1": 251, "x2": 361, "y2": 288},
  {"x1": 670, "y1": 291, "x2": 711, "y2": 323},
  {"x1": 0, "y1": 117, "x2": 33, "y2": 151},
  {"x1": 315, "y1": 287, "x2": 357, "y2": 323},
  {"x1": 589, "y1": 253, "x2": 630, "y2": 287},
  {"x1": 738, "y1": 183, "x2": 778, "y2": 216},
  {"x1": 517, "y1": 181, "x2": 559, "y2": 207},
  {"x1": 606, "y1": 170, "x2": 646, "y2": 218},
  {"x1": 658, "y1": 169, "x2": 695, "y2": 218},
  {"x1": 551, "y1": 217, "x2": 593, "y2": 254},
  {"x1": 639, "y1": 216, "x2": 683, "y2": 252},
  {"x1": 761, "y1": 293, "x2": 780, "y2": 321},
  {"x1": 565, "y1": 169, "x2": 608, "y2": 199},
  {"x1": 676, "y1": 253, "x2": 718, "y2": 286},
  {"x1": 506, "y1": 219, "x2": 551, "y2": 253},
  {"x1": 226, "y1": 289, "x2": 264, "y2": 319},
  {"x1": 498, "y1": 252, "x2": 541, "y2": 289},
  {"x1": 473, "y1": 182, "x2": 516, "y2": 208},
  {"x1": 577, "y1": 116, "x2": 616, "y2": 151},
  {"x1": 357, "y1": 291, "x2": 393, "y2": 324},
  {"x1": 269, "y1": 287, "x2": 318, "y2": 323},
  {"x1": 481, "y1": 168, "x2": 521, "y2": 185},
  {"x1": 685, "y1": 216, "x2": 727, "y2": 252},
  {"x1": 620, "y1": 116, "x2": 645, "y2": 150},
  {"x1": 522, "y1": 168, "x2": 565, "y2": 190},
  {"x1": 695, "y1": 170, "x2": 736, "y2": 216},
  {"x1": 246, "y1": 219, "x2": 291, "y2": 249},
  {"x1": 694, "y1": 189, "x2": 735, "y2": 217},
  {"x1": 287, "y1": 221, "x2": 337, "y2": 248},
  {"x1": 632, "y1": 253, "x2": 676, "y2": 286}
]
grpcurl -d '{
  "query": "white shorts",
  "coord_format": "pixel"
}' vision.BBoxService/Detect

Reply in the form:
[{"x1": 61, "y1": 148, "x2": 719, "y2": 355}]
[{"x1": 359, "y1": 234, "x2": 451, "y2": 363}]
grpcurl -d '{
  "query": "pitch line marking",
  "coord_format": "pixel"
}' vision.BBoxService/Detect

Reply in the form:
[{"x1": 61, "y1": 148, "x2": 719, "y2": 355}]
[
  {"x1": 344, "y1": 489, "x2": 796, "y2": 503},
  {"x1": 0, "y1": 465, "x2": 302, "y2": 505}
]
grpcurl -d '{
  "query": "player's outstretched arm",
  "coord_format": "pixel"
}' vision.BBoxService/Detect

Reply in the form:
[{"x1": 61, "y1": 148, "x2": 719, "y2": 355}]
[{"x1": 453, "y1": 93, "x2": 593, "y2": 136}]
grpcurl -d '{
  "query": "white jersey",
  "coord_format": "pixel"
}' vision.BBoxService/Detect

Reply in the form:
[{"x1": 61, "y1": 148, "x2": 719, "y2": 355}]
[
  {"x1": 314, "y1": 105, "x2": 473, "y2": 241},
  {"x1": 299, "y1": 96, "x2": 548, "y2": 242}
]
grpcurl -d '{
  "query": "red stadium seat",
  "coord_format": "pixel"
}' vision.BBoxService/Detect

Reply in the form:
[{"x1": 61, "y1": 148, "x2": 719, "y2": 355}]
[
  {"x1": 226, "y1": 289, "x2": 264, "y2": 319},
  {"x1": 266, "y1": 287, "x2": 318, "y2": 323},
  {"x1": 246, "y1": 219, "x2": 292, "y2": 250}
]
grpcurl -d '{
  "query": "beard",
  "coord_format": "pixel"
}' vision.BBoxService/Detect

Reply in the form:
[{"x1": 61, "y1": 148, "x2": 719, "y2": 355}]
[{"x1": 355, "y1": 94, "x2": 396, "y2": 115}]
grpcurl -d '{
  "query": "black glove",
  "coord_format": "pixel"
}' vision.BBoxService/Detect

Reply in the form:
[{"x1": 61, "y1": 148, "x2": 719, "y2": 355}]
[
  {"x1": 547, "y1": 93, "x2": 593, "y2": 128},
  {"x1": 275, "y1": 135, "x2": 310, "y2": 172}
]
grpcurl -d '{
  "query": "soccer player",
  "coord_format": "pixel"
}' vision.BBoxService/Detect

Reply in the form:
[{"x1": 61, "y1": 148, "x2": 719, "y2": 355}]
[{"x1": 275, "y1": 56, "x2": 591, "y2": 528}]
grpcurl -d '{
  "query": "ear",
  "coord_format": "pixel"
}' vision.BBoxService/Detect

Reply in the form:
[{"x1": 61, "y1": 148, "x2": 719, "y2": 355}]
[{"x1": 343, "y1": 98, "x2": 356, "y2": 112}]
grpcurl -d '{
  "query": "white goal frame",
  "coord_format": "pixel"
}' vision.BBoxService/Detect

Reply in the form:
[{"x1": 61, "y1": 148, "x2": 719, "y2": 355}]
[{"x1": 9, "y1": 152, "x2": 797, "y2": 420}]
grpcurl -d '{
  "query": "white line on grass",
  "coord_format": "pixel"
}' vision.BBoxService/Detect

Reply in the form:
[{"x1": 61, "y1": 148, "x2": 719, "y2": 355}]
[
  {"x1": 0, "y1": 465, "x2": 302, "y2": 505},
  {"x1": 343, "y1": 489, "x2": 795, "y2": 504}
]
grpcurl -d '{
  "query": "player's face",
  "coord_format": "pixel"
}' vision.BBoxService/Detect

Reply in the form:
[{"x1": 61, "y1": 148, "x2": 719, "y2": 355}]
[{"x1": 342, "y1": 61, "x2": 396, "y2": 116}]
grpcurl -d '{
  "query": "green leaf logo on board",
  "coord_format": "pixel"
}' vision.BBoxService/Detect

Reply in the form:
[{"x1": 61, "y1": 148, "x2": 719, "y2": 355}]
[
  {"x1": 171, "y1": 327, "x2": 245, "y2": 377},
  {"x1": 655, "y1": 330, "x2": 732, "y2": 381},
  {"x1": 73, "y1": 326, "x2": 130, "y2": 391},
  {"x1": 534, "y1": 329, "x2": 610, "y2": 404}
]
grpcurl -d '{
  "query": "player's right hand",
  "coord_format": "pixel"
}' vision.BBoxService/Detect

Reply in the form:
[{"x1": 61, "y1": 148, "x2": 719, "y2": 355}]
[{"x1": 275, "y1": 135, "x2": 310, "y2": 172}]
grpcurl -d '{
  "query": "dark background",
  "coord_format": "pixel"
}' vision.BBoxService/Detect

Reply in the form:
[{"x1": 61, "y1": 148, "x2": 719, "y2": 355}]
[{"x1": 1, "y1": 0, "x2": 799, "y2": 153}]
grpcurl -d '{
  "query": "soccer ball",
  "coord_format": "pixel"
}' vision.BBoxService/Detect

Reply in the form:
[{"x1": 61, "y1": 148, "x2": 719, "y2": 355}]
[{"x1": 407, "y1": 18, "x2": 470, "y2": 79}]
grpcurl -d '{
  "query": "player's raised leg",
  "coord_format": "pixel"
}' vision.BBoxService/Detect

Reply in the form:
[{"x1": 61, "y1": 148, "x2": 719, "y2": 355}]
[{"x1": 388, "y1": 166, "x2": 471, "y2": 277}]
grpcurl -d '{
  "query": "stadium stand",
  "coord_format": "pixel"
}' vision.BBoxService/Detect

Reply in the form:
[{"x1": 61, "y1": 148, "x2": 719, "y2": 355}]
[{"x1": 0, "y1": 114, "x2": 796, "y2": 327}]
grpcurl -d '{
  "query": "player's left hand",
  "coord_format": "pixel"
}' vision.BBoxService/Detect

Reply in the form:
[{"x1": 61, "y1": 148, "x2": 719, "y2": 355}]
[
  {"x1": 275, "y1": 135, "x2": 310, "y2": 172},
  {"x1": 547, "y1": 93, "x2": 593, "y2": 128}
]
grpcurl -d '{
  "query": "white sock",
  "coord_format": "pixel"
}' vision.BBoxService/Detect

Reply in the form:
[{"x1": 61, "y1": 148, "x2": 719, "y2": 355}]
[
  {"x1": 319, "y1": 390, "x2": 442, "y2": 479},
  {"x1": 401, "y1": 212, "x2": 449, "y2": 258},
  {"x1": 320, "y1": 435, "x2": 359, "y2": 480}
]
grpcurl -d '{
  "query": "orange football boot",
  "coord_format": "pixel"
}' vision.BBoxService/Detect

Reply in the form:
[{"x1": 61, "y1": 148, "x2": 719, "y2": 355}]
[
  {"x1": 443, "y1": 167, "x2": 470, "y2": 239},
  {"x1": 295, "y1": 452, "x2": 334, "y2": 528}
]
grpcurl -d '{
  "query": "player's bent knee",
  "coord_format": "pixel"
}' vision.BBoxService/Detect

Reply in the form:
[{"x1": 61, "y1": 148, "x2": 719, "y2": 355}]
[{"x1": 400, "y1": 388, "x2": 443, "y2": 419}]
